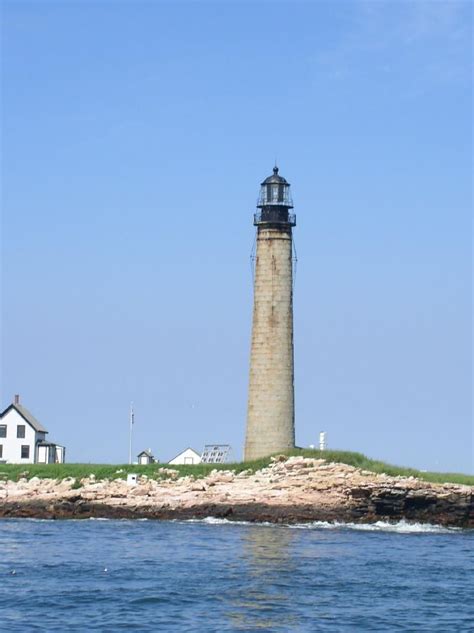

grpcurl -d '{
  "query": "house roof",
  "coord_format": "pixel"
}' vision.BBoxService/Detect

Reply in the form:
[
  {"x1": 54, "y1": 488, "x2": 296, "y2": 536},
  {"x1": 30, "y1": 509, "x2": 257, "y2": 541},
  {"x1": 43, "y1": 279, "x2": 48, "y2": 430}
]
[
  {"x1": 0, "y1": 403, "x2": 48, "y2": 434},
  {"x1": 37, "y1": 439, "x2": 64, "y2": 448},
  {"x1": 168, "y1": 447, "x2": 201, "y2": 462},
  {"x1": 137, "y1": 449, "x2": 154, "y2": 457}
]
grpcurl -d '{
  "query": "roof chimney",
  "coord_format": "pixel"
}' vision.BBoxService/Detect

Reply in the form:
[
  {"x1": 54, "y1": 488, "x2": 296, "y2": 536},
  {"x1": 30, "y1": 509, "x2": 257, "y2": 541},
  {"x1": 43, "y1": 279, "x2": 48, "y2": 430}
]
[{"x1": 14, "y1": 394, "x2": 20, "y2": 405}]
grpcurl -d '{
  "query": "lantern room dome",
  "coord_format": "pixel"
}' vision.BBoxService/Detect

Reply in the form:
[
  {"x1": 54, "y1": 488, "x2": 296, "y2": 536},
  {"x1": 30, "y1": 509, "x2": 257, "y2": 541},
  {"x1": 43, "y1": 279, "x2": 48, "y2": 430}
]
[{"x1": 261, "y1": 166, "x2": 289, "y2": 186}]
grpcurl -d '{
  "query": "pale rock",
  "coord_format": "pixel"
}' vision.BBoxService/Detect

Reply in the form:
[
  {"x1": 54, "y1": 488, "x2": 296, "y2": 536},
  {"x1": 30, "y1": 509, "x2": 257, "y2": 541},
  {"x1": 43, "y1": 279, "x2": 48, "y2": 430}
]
[
  {"x1": 130, "y1": 488, "x2": 149, "y2": 497},
  {"x1": 191, "y1": 484, "x2": 207, "y2": 492}
]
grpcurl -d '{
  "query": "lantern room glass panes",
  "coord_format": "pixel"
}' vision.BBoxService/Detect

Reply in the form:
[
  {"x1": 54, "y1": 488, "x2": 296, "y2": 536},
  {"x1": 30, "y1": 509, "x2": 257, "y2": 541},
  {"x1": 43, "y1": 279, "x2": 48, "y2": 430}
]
[{"x1": 262, "y1": 183, "x2": 289, "y2": 205}]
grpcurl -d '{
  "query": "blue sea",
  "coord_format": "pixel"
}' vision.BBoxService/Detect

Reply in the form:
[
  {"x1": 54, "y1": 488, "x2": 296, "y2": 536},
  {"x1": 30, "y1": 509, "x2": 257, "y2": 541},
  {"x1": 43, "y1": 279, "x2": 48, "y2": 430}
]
[{"x1": 0, "y1": 518, "x2": 472, "y2": 632}]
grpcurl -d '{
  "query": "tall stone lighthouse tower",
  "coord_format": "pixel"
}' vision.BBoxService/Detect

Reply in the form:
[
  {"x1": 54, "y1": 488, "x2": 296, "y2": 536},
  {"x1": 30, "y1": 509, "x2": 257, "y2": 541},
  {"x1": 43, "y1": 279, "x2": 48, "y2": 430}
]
[{"x1": 244, "y1": 166, "x2": 296, "y2": 460}]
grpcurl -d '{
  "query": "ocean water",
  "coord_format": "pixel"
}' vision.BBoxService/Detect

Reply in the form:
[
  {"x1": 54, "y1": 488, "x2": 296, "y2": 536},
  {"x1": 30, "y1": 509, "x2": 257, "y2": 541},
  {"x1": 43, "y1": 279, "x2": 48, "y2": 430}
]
[{"x1": 0, "y1": 519, "x2": 472, "y2": 632}]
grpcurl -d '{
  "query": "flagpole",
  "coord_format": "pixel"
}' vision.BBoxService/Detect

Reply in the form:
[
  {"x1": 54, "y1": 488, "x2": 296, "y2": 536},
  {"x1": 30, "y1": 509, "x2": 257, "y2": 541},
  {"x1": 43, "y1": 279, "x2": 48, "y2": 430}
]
[{"x1": 129, "y1": 402, "x2": 134, "y2": 465}]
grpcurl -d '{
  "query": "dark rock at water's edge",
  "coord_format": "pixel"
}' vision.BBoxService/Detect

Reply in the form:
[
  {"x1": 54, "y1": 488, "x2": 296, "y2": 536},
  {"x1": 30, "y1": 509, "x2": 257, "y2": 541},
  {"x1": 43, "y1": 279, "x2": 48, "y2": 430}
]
[{"x1": 1, "y1": 491, "x2": 472, "y2": 527}]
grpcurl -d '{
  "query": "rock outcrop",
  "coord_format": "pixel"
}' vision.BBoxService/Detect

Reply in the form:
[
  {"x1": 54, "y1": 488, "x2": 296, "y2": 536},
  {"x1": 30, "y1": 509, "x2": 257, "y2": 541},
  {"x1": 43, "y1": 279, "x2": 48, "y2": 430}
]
[{"x1": 0, "y1": 457, "x2": 472, "y2": 527}]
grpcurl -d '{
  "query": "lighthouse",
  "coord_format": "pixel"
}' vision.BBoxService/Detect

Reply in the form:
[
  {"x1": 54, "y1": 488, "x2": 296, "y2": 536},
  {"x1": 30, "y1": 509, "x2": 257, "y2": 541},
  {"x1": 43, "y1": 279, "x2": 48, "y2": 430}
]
[{"x1": 244, "y1": 166, "x2": 296, "y2": 460}]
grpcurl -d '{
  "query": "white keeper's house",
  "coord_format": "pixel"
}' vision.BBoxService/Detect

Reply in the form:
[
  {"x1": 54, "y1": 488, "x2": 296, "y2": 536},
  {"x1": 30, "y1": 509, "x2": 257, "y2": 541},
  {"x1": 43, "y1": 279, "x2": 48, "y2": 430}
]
[{"x1": 0, "y1": 395, "x2": 66, "y2": 464}]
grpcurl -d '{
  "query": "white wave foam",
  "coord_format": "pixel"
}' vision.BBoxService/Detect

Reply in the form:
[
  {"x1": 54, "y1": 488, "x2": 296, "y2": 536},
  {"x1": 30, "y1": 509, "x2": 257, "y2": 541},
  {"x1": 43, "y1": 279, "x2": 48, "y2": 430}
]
[
  {"x1": 185, "y1": 517, "x2": 462, "y2": 533},
  {"x1": 289, "y1": 520, "x2": 461, "y2": 534},
  {"x1": 186, "y1": 517, "x2": 272, "y2": 527},
  {"x1": 6, "y1": 516, "x2": 465, "y2": 533}
]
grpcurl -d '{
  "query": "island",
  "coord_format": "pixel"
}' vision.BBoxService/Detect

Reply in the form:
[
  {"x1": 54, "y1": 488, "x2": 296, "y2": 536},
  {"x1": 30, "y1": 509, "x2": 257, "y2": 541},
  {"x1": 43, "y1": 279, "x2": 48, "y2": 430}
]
[{"x1": 0, "y1": 453, "x2": 472, "y2": 527}]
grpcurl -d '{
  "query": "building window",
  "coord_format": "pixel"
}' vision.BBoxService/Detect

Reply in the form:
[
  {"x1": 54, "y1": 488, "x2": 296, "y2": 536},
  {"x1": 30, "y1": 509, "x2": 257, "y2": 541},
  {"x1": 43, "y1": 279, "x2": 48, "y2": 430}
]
[
  {"x1": 17, "y1": 425, "x2": 26, "y2": 439},
  {"x1": 0, "y1": 425, "x2": 6, "y2": 438},
  {"x1": 21, "y1": 445, "x2": 30, "y2": 459},
  {"x1": 0, "y1": 445, "x2": 3, "y2": 458}
]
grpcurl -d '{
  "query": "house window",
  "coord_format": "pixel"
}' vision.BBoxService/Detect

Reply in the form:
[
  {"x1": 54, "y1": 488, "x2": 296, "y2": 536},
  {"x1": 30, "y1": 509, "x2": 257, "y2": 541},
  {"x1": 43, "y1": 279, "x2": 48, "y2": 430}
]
[
  {"x1": 17, "y1": 425, "x2": 26, "y2": 439},
  {"x1": 21, "y1": 445, "x2": 30, "y2": 459},
  {"x1": 0, "y1": 445, "x2": 3, "y2": 458},
  {"x1": 0, "y1": 425, "x2": 6, "y2": 438}
]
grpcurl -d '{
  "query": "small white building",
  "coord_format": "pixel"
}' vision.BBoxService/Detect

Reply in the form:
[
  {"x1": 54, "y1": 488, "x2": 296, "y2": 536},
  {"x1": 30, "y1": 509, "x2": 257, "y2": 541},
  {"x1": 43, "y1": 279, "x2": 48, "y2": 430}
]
[
  {"x1": 0, "y1": 395, "x2": 66, "y2": 464},
  {"x1": 137, "y1": 449, "x2": 156, "y2": 465},
  {"x1": 168, "y1": 447, "x2": 201, "y2": 465}
]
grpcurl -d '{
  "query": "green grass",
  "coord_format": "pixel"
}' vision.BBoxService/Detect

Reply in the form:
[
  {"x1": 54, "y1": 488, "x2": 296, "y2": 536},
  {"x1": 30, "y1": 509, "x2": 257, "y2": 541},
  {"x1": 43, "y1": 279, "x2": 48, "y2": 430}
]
[{"x1": 0, "y1": 449, "x2": 472, "y2": 486}]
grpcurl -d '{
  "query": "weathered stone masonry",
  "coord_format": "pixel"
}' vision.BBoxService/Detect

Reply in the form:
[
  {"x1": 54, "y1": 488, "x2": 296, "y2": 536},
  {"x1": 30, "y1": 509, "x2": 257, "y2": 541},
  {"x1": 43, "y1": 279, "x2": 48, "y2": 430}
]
[{"x1": 245, "y1": 168, "x2": 296, "y2": 460}]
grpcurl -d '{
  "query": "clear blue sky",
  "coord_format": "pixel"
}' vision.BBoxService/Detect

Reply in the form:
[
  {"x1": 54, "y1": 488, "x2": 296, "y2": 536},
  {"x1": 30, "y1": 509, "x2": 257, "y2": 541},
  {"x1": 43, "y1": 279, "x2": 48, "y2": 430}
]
[{"x1": 2, "y1": 1, "x2": 472, "y2": 472}]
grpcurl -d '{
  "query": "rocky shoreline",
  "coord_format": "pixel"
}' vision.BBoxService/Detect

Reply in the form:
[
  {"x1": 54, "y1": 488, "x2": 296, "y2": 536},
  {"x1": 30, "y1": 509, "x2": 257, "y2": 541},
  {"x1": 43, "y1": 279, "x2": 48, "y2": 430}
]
[{"x1": 1, "y1": 456, "x2": 472, "y2": 527}]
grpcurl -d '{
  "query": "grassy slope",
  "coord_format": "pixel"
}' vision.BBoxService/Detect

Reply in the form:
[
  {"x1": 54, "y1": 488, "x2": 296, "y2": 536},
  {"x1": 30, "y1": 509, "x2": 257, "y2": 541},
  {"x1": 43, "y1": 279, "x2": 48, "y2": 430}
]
[{"x1": 0, "y1": 449, "x2": 472, "y2": 486}]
